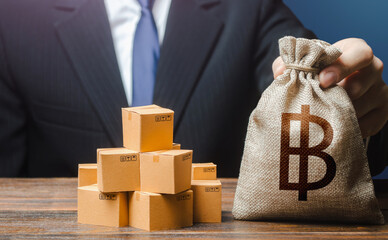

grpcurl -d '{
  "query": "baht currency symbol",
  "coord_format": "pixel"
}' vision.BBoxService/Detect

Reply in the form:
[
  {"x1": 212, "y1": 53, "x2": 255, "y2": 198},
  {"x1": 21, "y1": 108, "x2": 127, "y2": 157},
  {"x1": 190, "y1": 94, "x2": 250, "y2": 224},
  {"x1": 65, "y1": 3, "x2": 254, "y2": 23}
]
[{"x1": 279, "y1": 105, "x2": 336, "y2": 201}]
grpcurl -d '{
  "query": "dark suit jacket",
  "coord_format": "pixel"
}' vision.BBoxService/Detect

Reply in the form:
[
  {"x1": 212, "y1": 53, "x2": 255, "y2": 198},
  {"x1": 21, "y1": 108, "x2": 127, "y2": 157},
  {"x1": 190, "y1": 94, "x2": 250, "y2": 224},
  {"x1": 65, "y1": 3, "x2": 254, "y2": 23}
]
[{"x1": 0, "y1": 0, "x2": 386, "y2": 177}]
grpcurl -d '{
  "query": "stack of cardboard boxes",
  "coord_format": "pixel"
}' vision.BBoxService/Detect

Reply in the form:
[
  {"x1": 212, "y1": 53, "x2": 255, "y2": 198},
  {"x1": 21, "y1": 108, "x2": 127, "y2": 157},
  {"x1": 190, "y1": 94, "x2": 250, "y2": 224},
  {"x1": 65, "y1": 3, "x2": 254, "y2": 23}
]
[
  {"x1": 191, "y1": 162, "x2": 222, "y2": 223},
  {"x1": 77, "y1": 105, "x2": 222, "y2": 231}
]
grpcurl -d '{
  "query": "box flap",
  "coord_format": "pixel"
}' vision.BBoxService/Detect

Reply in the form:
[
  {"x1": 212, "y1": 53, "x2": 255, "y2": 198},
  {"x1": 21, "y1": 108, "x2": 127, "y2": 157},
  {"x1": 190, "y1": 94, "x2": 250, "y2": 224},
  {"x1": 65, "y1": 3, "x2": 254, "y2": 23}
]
[
  {"x1": 79, "y1": 163, "x2": 97, "y2": 169},
  {"x1": 191, "y1": 180, "x2": 221, "y2": 186},
  {"x1": 122, "y1": 105, "x2": 174, "y2": 115},
  {"x1": 137, "y1": 191, "x2": 161, "y2": 197},
  {"x1": 78, "y1": 184, "x2": 99, "y2": 191},
  {"x1": 122, "y1": 104, "x2": 161, "y2": 112},
  {"x1": 159, "y1": 149, "x2": 192, "y2": 156},
  {"x1": 133, "y1": 108, "x2": 174, "y2": 115},
  {"x1": 99, "y1": 148, "x2": 138, "y2": 156},
  {"x1": 192, "y1": 162, "x2": 216, "y2": 167}
]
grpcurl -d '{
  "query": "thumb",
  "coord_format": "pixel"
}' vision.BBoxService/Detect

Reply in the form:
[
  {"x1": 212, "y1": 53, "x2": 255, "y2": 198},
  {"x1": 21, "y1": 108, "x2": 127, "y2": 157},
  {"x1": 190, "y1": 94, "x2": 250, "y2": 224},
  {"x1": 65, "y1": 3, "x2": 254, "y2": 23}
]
[
  {"x1": 319, "y1": 38, "x2": 374, "y2": 88},
  {"x1": 272, "y1": 56, "x2": 286, "y2": 79}
]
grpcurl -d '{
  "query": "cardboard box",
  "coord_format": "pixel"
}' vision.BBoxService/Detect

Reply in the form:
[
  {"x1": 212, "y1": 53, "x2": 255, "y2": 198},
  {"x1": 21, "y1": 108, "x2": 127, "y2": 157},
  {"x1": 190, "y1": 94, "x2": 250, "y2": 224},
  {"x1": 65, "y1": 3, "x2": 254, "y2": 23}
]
[
  {"x1": 192, "y1": 162, "x2": 217, "y2": 180},
  {"x1": 172, "y1": 143, "x2": 181, "y2": 150},
  {"x1": 191, "y1": 180, "x2": 222, "y2": 223},
  {"x1": 78, "y1": 184, "x2": 128, "y2": 227},
  {"x1": 97, "y1": 147, "x2": 124, "y2": 155},
  {"x1": 97, "y1": 148, "x2": 140, "y2": 192},
  {"x1": 122, "y1": 105, "x2": 174, "y2": 152},
  {"x1": 78, "y1": 164, "x2": 97, "y2": 187},
  {"x1": 128, "y1": 190, "x2": 193, "y2": 231},
  {"x1": 140, "y1": 150, "x2": 192, "y2": 194}
]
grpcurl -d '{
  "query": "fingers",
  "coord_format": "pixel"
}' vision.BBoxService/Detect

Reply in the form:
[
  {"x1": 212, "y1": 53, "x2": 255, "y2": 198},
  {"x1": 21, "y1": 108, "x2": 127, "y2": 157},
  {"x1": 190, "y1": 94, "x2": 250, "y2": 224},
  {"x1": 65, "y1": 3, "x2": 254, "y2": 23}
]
[
  {"x1": 271, "y1": 38, "x2": 387, "y2": 138},
  {"x1": 272, "y1": 56, "x2": 286, "y2": 79},
  {"x1": 353, "y1": 82, "x2": 387, "y2": 119},
  {"x1": 337, "y1": 56, "x2": 384, "y2": 100},
  {"x1": 319, "y1": 38, "x2": 374, "y2": 88},
  {"x1": 358, "y1": 106, "x2": 388, "y2": 138},
  {"x1": 355, "y1": 84, "x2": 388, "y2": 137}
]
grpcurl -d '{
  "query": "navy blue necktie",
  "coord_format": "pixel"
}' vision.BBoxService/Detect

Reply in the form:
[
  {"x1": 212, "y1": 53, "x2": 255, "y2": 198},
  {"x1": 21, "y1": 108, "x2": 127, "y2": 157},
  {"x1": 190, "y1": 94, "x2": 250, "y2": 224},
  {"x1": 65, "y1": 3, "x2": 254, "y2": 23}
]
[{"x1": 132, "y1": 0, "x2": 159, "y2": 106}]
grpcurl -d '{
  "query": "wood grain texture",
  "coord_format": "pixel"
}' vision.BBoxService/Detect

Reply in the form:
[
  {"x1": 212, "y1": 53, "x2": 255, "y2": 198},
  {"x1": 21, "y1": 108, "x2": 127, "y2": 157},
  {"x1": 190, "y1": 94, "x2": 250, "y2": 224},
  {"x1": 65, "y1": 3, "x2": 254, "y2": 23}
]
[{"x1": 0, "y1": 178, "x2": 386, "y2": 239}]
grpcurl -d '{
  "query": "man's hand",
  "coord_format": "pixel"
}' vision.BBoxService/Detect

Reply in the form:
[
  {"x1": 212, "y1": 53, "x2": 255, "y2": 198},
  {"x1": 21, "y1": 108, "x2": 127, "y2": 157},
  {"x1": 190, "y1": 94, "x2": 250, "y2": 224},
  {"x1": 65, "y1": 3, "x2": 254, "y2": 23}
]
[{"x1": 272, "y1": 38, "x2": 388, "y2": 138}]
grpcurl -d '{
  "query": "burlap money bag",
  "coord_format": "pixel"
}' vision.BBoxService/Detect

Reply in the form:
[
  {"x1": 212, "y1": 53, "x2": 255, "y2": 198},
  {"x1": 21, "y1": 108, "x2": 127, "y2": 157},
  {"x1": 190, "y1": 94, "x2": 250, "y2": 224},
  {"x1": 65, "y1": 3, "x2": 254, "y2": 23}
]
[{"x1": 232, "y1": 36, "x2": 384, "y2": 224}]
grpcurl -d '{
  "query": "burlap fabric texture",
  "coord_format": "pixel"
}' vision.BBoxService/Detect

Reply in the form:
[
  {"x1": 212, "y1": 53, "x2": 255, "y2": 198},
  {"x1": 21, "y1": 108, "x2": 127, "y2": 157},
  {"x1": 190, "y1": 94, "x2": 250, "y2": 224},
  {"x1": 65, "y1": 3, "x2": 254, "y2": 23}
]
[{"x1": 232, "y1": 36, "x2": 384, "y2": 224}]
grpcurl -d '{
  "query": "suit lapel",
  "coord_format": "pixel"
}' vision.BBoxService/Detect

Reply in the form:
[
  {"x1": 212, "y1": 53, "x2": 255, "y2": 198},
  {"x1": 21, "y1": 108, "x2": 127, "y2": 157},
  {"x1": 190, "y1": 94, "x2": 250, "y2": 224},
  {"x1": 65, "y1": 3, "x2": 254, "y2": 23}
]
[
  {"x1": 54, "y1": 0, "x2": 127, "y2": 146},
  {"x1": 154, "y1": 0, "x2": 223, "y2": 133},
  {"x1": 53, "y1": 0, "x2": 223, "y2": 144}
]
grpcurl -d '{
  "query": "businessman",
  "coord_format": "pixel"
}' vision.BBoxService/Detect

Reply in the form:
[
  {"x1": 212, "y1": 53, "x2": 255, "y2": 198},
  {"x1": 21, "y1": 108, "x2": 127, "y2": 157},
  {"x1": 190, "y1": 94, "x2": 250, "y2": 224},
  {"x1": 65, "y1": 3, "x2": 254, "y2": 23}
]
[{"x1": 0, "y1": 0, "x2": 387, "y2": 177}]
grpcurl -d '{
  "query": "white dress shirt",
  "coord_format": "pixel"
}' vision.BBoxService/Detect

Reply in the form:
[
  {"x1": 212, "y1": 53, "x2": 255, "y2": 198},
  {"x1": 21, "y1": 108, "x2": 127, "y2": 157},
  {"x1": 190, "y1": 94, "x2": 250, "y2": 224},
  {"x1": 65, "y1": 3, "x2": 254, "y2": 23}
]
[{"x1": 104, "y1": 0, "x2": 172, "y2": 106}]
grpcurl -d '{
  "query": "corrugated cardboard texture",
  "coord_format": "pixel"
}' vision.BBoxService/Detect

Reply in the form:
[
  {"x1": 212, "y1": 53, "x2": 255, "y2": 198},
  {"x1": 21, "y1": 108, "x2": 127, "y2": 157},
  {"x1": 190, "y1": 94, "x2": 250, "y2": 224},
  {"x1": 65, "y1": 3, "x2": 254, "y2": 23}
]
[
  {"x1": 128, "y1": 190, "x2": 193, "y2": 231},
  {"x1": 140, "y1": 150, "x2": 192, "y2": 194},
  {"x1": 122, "y1": 105, "x2": 174, "y2": 152},
  {"x1": 192, "y1": 163, "x2": 217, "y2": 180},
  {"x1": 97, "y1": 148, "x2": 140, "y2": 193},
  {"x1": 78, "y1": 164, "x2": 97, "y2": 187},
  {"x1": 78, "y1": 184, "x2": 128, "y2": 227},
  {"x1": 191, "y1": 180, "x2": 222, "y2": 223}
]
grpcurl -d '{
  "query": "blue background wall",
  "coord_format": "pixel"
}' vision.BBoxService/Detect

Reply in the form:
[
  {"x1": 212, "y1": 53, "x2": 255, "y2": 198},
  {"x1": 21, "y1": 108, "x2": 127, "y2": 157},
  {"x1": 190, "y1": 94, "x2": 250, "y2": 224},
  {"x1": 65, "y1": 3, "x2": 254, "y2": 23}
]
[{"x1": 283, "y1": 0, "x2": 388, "y2": 178}]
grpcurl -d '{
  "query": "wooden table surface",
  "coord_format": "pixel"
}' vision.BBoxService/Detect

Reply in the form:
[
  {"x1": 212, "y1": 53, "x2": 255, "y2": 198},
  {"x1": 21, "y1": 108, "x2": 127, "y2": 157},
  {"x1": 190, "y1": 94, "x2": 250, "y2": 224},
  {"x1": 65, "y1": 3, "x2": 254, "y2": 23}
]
[{"x1": 0, "y1": 178, "x2": 387, "y2": 239}]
